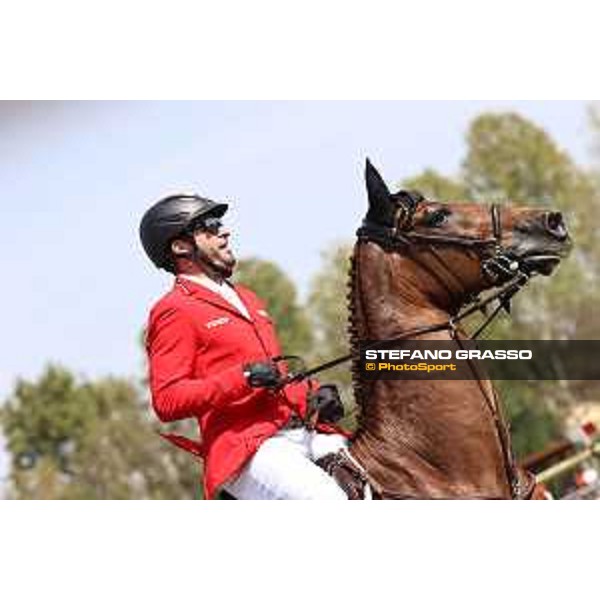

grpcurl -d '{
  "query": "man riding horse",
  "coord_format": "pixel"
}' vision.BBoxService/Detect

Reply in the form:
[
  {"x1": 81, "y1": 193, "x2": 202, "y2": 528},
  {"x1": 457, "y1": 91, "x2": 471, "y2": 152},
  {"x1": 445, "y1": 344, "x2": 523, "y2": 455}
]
[{"x1": 140, "y1": 162, "x2": 571, "y2": 499}]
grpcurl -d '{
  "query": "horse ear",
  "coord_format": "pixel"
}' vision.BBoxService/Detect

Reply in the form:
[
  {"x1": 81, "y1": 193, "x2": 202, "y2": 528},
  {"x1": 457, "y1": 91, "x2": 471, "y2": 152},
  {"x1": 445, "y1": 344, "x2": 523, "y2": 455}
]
[
  {"x1": 365, "y1": 158, "x2": 391, "y2": 203},
  {"x1": 365, "y1": 158, "x2": 394, "y2": 225}
]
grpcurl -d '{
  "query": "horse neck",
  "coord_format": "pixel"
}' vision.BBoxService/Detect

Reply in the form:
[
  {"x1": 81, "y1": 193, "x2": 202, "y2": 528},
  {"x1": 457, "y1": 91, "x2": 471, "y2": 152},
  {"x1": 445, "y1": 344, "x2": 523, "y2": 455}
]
[
  {"x1": 348, "y1": 241, "x2": 454, "y2": 413},
  {"x1": 348, "y1": 241, "x2": 513, "y2": 498},
  {"x1": 349, "y1": 241, "x2": 451, "y2": 338}
]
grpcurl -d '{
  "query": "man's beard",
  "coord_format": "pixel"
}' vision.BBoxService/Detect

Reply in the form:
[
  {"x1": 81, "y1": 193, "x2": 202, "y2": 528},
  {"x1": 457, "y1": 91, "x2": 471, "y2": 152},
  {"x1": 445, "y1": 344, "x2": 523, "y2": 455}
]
[
  {"x1": 197, "y1": 247, "x2": 236, "y2": 280},
  {"x1": 214, "y1": 254, "x2": 236, "y2": 279}
]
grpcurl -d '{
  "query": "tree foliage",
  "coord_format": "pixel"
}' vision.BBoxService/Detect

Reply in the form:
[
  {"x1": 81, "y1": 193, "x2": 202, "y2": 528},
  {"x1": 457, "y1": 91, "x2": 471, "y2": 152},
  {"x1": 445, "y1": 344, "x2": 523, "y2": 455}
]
[
  {"x1": 306, "y1": 243, "x2": 353, "y2": 386},
  {"x1": 463, "y1": 113, "x2": 588, "y2": 207},
  {"x1": 590, "y1": 103, "x2": 600, "y2": 164},
  {"x1": 234, "y1": 257, "x2": 313, "y2": 355},
  {"x1": 305, "y1": 243, "x2": 357, "y2": 427},
  {"x1": 2, "y1": 366, "x2": 94, "y2": 466},
  {"x1": 0, "y1": 365, "x2": 199, "y2": 499}
]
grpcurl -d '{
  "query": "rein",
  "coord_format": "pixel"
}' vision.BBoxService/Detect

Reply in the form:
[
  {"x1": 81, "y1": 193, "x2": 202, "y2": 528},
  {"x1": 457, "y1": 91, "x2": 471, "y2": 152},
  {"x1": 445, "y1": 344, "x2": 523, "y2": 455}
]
[{"x1": 284, "y1": 271, "x2": 531, "y2": 383}]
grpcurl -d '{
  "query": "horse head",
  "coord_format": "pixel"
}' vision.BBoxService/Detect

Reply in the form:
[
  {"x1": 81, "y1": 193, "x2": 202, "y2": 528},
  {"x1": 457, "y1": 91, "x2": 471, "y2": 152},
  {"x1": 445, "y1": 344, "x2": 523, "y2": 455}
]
[{"x1": 362, "y1": 159, "x2": 572, "y2": 310}]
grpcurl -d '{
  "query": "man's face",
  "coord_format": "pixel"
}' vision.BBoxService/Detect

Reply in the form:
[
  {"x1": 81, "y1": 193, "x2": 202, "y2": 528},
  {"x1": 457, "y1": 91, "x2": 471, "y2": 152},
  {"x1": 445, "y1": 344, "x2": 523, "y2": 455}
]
[{"x1": 192, "y1": 218, "x2": 236, "y2": 277}]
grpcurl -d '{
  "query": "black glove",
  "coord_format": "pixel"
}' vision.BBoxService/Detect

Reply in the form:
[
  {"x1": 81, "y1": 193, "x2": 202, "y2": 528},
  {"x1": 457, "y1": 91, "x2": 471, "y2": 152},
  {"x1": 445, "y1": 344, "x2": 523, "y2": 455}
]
[
  {"x1": 243, "y1": 361, "x2": 283, "y2": 389},
  {"x1": 308, "y1": 384, "x2": 345, "y2": 423}
]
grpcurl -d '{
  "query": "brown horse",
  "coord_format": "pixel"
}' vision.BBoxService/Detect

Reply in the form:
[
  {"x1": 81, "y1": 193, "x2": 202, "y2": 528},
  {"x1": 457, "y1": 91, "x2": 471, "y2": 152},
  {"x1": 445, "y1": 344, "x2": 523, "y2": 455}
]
[{"x1": 346, "y1": 160, "x2": 572, "y2": 499}]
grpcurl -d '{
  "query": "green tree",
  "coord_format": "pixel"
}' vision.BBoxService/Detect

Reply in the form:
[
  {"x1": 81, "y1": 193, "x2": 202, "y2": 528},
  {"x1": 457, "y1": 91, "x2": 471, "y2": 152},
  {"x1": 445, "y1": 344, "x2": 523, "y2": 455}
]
[
  {"x1": 234, "y1": 257, "x2": 313, "y2": 355},
  {"x1": 589, "y1": 103, "x2": 600, "y2": 164},
  {"x1": 1, "y1": 366, "x2": 93, "y2": 466},
  {"x1": 463, "y1": 112, "x2": 587, "y2": 208},
  {"x1": 306, "y1": 243, "x2": 353, "y2": 386},
  {"x1": 305, "y1": 243, "x2": 359, "y2": 428},
  {"x1": 497, "y1": 380, "x2": 561, "y2": 459},
  {"x1": 1, "y1": 365, "x2": 199, "y2": 499}
]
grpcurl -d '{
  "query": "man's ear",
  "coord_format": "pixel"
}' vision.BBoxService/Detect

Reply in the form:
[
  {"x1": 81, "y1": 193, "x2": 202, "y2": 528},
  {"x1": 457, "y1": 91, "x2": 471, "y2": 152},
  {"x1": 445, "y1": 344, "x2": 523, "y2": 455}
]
[{"x1": 171, "y1": 238, "x2": 194, "y2": 258}]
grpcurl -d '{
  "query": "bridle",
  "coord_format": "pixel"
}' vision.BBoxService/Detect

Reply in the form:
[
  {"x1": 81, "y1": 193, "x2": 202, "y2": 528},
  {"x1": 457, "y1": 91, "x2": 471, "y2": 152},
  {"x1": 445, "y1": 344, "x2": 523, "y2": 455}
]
[
  {"x1": 287, "y1": 199, "x2": 535, "y2": 382},
  {"x1": 358, "y1": 200, "x2": 523, "y2": 289}
]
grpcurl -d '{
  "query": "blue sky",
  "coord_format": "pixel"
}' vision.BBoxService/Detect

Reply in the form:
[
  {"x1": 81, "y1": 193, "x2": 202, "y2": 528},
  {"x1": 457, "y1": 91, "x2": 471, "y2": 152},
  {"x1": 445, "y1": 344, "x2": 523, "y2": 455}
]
[{"x1": 0, "y1": 101, "x2": 593, "y2": 403}]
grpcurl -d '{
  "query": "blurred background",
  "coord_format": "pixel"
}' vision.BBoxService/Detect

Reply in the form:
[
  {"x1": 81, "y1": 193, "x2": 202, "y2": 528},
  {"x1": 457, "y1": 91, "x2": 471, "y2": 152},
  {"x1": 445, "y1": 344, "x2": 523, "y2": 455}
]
[{"x1": 2, "y1": 100, "x2": 600, "y2": 499}]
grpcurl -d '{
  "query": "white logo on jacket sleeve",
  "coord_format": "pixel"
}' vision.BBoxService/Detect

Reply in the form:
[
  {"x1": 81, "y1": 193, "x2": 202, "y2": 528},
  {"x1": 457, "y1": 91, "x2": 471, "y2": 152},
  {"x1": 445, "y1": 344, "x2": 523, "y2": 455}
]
[
  {"x1": 205, "y1": 316, "x2": 231, "y2": 329},
  {"x1": 257, "y1": 309, "x2": 271, "y2": 319}
]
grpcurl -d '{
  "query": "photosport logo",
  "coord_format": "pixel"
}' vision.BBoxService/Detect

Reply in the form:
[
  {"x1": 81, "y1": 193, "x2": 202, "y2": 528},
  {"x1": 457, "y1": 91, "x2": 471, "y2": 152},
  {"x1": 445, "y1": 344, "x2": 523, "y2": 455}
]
[{"x1": 358, "y1": 340, "x2": 600, "y2": 381}]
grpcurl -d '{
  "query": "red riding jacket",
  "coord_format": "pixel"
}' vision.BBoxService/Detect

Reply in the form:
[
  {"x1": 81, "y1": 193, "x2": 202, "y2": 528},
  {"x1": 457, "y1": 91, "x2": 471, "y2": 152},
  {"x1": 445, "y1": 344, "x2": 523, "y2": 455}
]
[{"x1": 146, "y1": 276, "x2": 343, "y2": 499}]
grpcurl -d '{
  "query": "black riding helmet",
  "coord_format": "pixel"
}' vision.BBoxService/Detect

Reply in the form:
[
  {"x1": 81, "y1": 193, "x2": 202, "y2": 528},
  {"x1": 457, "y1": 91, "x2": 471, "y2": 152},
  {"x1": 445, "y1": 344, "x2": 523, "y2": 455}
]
[{"x1": 139, "y1": 193, "x2": 228, "y2": 272}]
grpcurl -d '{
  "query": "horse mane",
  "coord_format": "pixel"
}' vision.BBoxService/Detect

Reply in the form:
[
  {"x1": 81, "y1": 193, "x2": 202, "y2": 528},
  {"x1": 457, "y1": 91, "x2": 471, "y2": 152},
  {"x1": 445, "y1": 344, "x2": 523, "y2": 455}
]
[
  {"x1": 347, "y1": 193, "x2": 422, "y2": 423},
  {"x1": 347, "y1": 242, "x2": 369, "y2": 423}
]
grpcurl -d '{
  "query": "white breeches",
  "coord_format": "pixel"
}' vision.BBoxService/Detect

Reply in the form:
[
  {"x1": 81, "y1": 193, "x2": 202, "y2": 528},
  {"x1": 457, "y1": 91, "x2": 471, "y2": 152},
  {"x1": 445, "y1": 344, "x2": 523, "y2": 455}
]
[{"x1": 224, "y1": 427, "x2": 349, "y2": 500}]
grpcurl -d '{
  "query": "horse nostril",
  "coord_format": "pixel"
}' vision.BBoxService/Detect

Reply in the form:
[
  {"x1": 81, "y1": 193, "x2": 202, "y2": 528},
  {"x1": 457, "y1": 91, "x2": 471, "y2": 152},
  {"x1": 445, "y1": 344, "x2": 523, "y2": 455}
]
[{"x1": 544, "y1": 211, "x2": 568, "y2": 240}]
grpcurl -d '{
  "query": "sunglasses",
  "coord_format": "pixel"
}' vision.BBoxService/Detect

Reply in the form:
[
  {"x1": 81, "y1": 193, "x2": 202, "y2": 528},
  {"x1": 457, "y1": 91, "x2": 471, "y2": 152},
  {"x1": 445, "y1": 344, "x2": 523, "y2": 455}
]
[{"x1": 189, "y1": 216, "x2": 224, "y2": 235}]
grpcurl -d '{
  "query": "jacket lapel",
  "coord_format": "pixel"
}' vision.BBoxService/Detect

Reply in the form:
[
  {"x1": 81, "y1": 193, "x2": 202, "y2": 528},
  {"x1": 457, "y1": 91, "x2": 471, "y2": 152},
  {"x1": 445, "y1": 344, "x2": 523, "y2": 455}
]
[
  {"x1": 235, "y1": 284, "x2": 261, "y2": 315},
  {"x1": 175, "y1": 277, "x2": 253, "y2": 321}
]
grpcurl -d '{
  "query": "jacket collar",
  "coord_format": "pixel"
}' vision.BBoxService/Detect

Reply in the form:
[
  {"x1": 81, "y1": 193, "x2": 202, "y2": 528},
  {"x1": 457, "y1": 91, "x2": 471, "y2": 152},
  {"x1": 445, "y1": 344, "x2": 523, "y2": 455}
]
[{"x1": 174, "y1": 276, "x2": 254, "y2": 321}]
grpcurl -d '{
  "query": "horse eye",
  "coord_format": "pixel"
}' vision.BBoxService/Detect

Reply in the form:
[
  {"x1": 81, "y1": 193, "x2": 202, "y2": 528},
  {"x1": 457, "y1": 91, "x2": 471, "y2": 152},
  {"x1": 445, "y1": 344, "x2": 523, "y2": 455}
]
[{"x1": 425, "y1": 209, "x2": 450, "y2": 227}]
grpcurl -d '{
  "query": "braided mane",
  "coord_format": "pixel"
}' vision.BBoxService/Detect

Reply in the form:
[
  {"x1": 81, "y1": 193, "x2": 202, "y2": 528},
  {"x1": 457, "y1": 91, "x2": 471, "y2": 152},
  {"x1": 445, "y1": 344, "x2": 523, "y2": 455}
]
[{"x1": 347, "y1": 242, "x2": 368, "y2": 421}]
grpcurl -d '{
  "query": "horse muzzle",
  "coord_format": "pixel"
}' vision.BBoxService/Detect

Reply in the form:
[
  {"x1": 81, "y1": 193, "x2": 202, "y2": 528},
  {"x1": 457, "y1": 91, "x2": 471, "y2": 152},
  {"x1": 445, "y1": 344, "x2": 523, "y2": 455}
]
[{"x1": 510, "y1": 210, "x2": 573, "y2": 276}]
